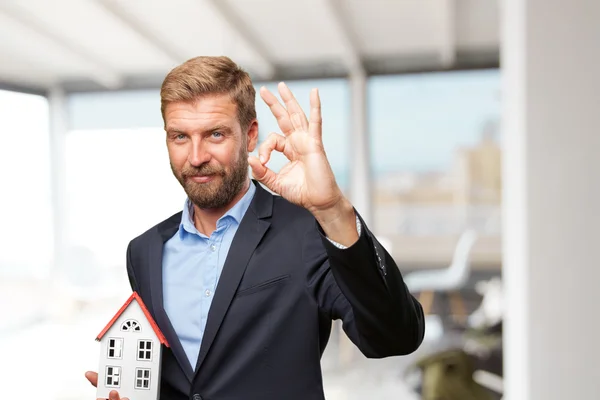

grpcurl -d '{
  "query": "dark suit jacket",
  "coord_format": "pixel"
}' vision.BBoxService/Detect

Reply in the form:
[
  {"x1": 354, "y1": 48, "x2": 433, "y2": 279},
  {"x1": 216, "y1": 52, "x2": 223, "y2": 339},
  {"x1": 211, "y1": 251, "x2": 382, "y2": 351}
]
[{"x1": 125, "y1": 181, "x2": 425, "y2": 400}]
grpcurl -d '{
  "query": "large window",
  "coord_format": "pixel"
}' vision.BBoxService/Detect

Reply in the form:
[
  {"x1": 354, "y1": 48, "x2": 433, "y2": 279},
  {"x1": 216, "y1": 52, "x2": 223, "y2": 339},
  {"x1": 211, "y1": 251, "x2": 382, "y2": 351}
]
[
  {"x1": 64, "y1": 81, "x2": 350, "y2": 270},
  {"x1": 64, "y1": 127, "x2": 185, "y2": 269},
  {"x1": 0, "y1": 90, "x2": 52, "y2": 278},
  {"x1": 368, "y1": 70, "x2": 501, "y2": 267}
]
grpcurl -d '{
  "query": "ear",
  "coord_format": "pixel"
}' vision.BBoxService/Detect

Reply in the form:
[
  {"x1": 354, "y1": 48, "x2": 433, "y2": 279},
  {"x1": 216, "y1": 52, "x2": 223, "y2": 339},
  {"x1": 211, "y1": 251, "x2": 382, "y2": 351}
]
[{"x1": 246, "y1": 120, "x2": 259, "y2": 152}]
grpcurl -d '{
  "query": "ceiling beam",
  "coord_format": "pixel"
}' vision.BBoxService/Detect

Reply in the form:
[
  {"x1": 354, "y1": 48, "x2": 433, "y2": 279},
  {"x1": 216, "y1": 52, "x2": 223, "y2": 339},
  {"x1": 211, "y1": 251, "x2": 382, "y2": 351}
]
[
  {"x1": 0, "y1": 80, "x2": 47, "y2": 96},
  {"x1": 439, "y1": 0, "x2": 457, "y2": 67},
  {"x1": 94, "y1": 0, "x2": 186, "y2": 66},
  {"x1": 204, "y1": 0, "x2": 275, "y2": 80},
  {"x1": 0, "y1": 2, "x2": 123, "y2": 90},
  {"x1": 321, "y1": 0, "x2": 363, "y2": 74}
]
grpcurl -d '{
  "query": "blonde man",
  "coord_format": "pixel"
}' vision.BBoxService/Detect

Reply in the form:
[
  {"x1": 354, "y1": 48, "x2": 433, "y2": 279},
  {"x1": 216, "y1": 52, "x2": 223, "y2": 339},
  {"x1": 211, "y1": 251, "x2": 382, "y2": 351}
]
[{"x1": 86, "y1": 56, "x2": 424, "y2": 400}]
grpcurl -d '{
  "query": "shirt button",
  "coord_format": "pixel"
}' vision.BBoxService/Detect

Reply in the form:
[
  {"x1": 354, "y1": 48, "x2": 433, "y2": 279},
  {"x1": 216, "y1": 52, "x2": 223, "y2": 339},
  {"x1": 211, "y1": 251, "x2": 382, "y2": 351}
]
[
  {"x1": 210, "y1": 244, "x2": 216, "y2": 252},
  {"x1": 205, "y1": 290, "x2": 211, "y2": 297}
]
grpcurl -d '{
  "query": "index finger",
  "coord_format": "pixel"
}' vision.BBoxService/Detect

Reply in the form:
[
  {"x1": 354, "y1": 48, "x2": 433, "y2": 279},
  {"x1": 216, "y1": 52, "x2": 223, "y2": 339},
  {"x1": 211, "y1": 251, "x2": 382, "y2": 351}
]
[{"x1": 260, "y1": 86, "x2": 293, "y2": 135}]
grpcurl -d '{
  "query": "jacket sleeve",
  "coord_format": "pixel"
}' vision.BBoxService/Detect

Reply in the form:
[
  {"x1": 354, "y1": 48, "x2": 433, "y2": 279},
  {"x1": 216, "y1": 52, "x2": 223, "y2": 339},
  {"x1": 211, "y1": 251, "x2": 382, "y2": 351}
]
[{"x1": 303, "y1": 210, "x2": 425, "y2": 357}]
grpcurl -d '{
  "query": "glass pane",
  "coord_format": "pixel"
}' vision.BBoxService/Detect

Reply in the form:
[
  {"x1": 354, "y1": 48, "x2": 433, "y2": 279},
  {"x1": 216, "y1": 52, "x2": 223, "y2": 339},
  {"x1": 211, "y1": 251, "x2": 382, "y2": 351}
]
[
  {"x1": 0, "y1": 90, "x2": 52, "y2": 280},
  {"x1": 144, "y1": 370, "x2": 150, "y2": 378},
  {"x1": 143, "y1": 379, "x2": 149, "y2": 388},
  {"x1": 65, "y1": 129, "x2": 185, "y2": 271},
  {"x1": 136, "y1": 379, "x2": 142, "y2": 388},
  {"x1": 139, "y1": 341, "x2": 145, "y2": 350},
  {"x1": 139, "y1": 350, "x2": 144, "y2": 359},
  {"x1": 108, "y1": 349, "x2": 114, "y2": 357}
]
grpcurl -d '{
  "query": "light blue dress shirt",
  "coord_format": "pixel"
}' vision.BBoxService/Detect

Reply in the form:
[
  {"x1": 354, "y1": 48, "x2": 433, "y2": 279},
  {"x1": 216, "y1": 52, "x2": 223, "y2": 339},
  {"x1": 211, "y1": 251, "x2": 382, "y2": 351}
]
[{"x1": 162, "y1": 182, "x2": 256, "y2": 370}]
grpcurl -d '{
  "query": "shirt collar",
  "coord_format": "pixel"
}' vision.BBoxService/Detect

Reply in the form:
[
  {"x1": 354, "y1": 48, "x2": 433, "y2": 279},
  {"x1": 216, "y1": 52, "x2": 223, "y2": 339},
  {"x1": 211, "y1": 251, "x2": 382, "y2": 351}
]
[{"x1": 179, "y1": 181, "x2": 256, "y2": 238}]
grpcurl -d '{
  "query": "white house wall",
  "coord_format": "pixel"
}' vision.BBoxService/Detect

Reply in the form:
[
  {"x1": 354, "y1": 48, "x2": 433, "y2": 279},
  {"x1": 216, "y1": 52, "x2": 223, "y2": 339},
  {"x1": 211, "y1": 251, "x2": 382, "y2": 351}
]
[{"x1": 96, "y1": 299, "x2": 162, "y2": 400}]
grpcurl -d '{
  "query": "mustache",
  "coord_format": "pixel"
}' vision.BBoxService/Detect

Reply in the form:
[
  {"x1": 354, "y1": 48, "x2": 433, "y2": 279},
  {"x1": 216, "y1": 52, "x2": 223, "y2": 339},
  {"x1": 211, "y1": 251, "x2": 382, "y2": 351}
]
[{"x1": 181, "y1": 164, "x2": 225, "y2": 178}]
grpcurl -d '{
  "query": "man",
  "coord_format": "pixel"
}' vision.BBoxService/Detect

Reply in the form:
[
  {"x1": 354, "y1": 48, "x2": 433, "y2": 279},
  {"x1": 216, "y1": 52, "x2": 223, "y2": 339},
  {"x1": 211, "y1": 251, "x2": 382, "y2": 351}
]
[{"x1": 86, "y1": 56, "x2": 425, "y2": 400}]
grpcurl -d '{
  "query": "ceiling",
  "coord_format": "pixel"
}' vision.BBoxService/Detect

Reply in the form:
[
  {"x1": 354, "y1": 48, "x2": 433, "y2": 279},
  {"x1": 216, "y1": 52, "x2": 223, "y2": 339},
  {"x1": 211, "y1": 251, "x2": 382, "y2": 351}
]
[{"x1": 0, "y1": 0, "x2": 499, "y2": 94}]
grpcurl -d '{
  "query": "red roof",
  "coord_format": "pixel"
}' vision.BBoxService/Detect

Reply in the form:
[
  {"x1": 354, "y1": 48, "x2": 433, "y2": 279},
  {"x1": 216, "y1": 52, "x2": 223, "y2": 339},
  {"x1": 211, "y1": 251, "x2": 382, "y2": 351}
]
[{"x1": 95, "y1": 292, "x2": 169, "y2": 348}]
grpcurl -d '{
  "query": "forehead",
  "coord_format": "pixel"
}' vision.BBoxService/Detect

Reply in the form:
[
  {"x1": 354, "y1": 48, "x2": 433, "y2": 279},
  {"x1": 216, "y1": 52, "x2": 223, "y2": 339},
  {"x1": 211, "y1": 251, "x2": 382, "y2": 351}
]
[{"x1": 164, "y1": 94, "x2": 238, "y2": 132}]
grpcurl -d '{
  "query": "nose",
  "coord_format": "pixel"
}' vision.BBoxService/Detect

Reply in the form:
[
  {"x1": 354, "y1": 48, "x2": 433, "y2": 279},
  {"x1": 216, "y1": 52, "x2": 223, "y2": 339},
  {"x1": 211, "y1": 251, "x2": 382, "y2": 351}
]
[{"x1": 188, "y1": 138, "x2": 211, "y2": 167}]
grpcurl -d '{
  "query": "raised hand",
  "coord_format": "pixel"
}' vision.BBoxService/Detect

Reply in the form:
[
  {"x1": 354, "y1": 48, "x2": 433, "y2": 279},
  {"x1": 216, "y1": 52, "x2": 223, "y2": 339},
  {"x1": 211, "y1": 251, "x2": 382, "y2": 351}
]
[
  {"x1": 248, "y1": 82, "x2": 344, "y2": 216},
  {"x1": 248, "y1": 82, "x2": 358, "y2": 247}
]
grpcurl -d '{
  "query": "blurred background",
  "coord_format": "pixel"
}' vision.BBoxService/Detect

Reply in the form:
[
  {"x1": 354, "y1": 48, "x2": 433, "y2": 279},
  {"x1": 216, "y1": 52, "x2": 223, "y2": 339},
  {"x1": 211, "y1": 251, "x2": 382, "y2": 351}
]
[{"x1": 0, "y1": 0, "x2": 597, "y2": 399}]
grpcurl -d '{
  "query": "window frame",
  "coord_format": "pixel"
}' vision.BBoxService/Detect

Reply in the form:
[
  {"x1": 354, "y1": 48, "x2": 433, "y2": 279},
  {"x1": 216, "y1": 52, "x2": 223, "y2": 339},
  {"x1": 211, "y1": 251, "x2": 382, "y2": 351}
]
[
  {"x1": 135, "y1": 368, "x2": 151, "y2": 390},
  {"x1": 137, "y1": 339, "x2": 153, "y2": 361},
  {"x1": 106, "y1": 337, "x2": 123, "y2": 359},
  {"x1": 105, "y1": 366, "x2": 121, "y2": 388}
]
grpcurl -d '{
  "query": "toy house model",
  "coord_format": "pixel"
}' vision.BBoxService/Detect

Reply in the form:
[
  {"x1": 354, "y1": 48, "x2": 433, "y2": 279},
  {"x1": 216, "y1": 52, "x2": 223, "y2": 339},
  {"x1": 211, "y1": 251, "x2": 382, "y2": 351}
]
[{"x1": 95, "y1": 292, "x2": 169, "y2": 400}]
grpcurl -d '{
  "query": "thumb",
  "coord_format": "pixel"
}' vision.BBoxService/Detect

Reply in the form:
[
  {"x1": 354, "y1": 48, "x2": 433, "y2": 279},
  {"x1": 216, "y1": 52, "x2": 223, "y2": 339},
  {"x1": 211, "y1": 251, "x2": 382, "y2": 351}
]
[
  {"x1": 85, "y1": 371, "x2": 98, "y2": 387},
  {"x1": 248, "y1": 156, "x2": 277, "y2": 190}
]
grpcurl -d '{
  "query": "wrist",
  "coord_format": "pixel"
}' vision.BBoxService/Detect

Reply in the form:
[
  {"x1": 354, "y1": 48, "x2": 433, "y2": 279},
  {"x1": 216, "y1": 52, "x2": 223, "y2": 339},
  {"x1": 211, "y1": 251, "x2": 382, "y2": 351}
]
[
  {"x1": 312, "y1": 197, "x2": 359, "y2": 247},
  {"x1": 310, "y1": 196, "x2": 352, "y2": 226}
]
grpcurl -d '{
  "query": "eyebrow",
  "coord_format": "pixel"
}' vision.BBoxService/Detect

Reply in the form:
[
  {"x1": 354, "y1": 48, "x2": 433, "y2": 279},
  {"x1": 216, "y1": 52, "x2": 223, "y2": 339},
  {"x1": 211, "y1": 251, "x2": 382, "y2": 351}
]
[
  {"x1": 205, "y1": 125, "x2": 232, "y2": 134},
  {"x1": 166, "y1": 124, "x2": 233, "y2": 135}
]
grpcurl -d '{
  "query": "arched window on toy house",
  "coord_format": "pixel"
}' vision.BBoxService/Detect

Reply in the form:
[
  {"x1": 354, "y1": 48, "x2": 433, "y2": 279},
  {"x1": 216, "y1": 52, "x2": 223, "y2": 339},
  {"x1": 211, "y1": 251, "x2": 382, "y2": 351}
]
[{"x1": 120, "y1": 319, "x2": 141, "y2": 332}]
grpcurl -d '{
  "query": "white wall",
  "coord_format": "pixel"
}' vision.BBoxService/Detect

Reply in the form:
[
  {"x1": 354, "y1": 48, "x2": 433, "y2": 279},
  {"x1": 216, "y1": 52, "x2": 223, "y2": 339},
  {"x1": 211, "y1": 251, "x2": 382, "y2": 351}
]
[{"x1": 502, "y1": 0, "x2": 600, "y2": 398}]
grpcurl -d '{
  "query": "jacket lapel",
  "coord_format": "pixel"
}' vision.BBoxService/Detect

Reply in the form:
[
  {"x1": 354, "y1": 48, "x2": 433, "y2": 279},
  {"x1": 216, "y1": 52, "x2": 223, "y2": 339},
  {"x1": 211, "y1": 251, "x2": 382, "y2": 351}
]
[
  {"x1": 194, "y1": 181, "x2": 273, "y2": 375},
  {"x1": 150, "y1": 213, "x2": 195, "y2": 382}
]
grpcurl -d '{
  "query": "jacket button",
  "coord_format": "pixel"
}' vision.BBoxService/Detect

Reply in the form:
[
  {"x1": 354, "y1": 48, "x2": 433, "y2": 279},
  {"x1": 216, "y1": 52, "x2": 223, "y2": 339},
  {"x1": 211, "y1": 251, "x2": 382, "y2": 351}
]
[{"x1": 192, "y1": 395, "x2": 203, "y2": 400}]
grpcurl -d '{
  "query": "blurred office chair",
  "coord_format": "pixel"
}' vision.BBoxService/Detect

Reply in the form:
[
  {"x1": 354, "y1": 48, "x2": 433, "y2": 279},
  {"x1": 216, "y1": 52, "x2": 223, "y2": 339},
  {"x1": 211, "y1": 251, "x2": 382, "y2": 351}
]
[{"x1": 404, "y1": 229, "x2": 479, "y2": 321}]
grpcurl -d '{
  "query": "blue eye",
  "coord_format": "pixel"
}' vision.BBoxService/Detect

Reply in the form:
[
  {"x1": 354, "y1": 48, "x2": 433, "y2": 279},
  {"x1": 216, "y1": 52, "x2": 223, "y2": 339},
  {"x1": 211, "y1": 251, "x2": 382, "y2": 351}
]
[
  {"x1": 212, "y1": 131, "x2": 223, "y2": 138},
  {"x1": 176, "y1": 134, "x2": 186, "y2": 140}
]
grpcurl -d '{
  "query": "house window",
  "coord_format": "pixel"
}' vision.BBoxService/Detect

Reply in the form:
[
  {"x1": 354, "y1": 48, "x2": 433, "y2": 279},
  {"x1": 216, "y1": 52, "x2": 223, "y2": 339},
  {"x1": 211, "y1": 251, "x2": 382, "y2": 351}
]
[
  {"x1": 135, "y1": 368, "x2": 151, "y2": 390},
  {"x1": 121, "y1": 319, "x2": 141, "y2": 332},
  {"x1": 107, "y1": 338, "x2": 123, "y2": 359},
  {"x1": 137, "y1": 340, "x2": 153, "y2": 360},
  {"x1": 105, "y1": 366, "x2": 121, "y2": 388}
]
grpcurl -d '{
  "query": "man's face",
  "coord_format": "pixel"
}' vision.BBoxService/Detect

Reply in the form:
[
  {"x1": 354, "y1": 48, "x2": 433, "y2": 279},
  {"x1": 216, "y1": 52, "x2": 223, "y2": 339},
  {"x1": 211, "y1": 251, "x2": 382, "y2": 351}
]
[{"x1": 164, "y1": 94, "x2": 258, "y2": 209}]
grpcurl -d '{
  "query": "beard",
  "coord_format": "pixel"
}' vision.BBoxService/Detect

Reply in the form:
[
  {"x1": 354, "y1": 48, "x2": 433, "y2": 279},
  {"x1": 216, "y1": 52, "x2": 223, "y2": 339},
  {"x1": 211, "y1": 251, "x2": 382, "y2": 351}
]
[{"x1": 171, "y1": 148, "x2": 249, "y2": 209}]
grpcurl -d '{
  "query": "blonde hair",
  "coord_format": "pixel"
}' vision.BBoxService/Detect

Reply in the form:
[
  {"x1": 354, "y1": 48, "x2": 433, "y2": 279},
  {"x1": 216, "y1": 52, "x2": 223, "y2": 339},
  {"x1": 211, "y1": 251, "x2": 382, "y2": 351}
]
[{"x1": 160, "y1": 56, "x2": 256, "y2": 129}]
